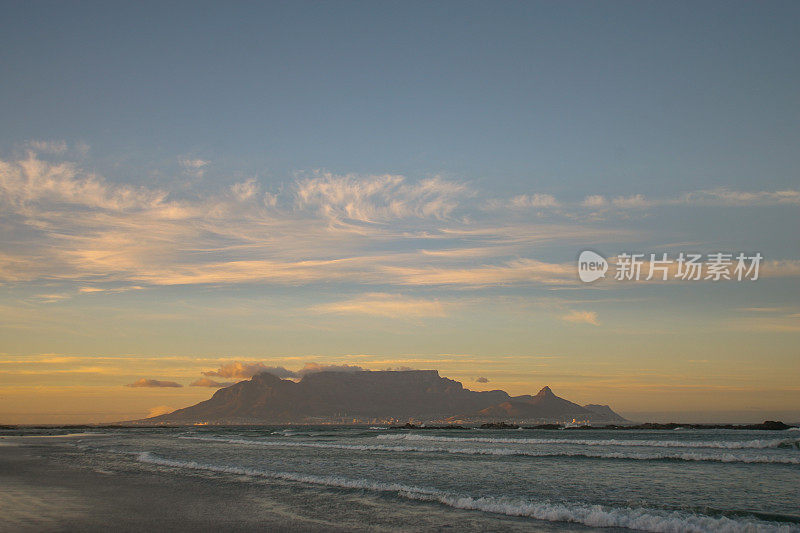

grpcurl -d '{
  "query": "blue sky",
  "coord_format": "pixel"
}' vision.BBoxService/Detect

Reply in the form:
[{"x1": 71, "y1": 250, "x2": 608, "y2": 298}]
[
  {"x1": 3, "y1": 1, "x2": 798, "y2": 192},
  {"x1": 0, "y1": 1, "x2": 798, "y2": 423}
]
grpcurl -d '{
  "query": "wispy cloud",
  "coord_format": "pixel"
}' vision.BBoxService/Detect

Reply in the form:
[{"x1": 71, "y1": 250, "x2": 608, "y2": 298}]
[
  {"x1": 179, "y1": 157, "x2": 209, "y2": 178},
  {"x1": 581, "y1": 195, "x2": 607, "y2": 208},
  {"x1": 761, "y1": 260, "x2": 800, "y2": 278},
  {"x1": 611, "y1": 194, "x2": 652, "y2": 208},
  {"x1": 27, "y1": 140, "x2": 68, "y2": 154},
  {"x1": 499, "y1": 193, "x2": 560, "y2": 209},
  {"x1": 581, "y1": 188, "x2": 800, "y2": 211},
  {"x1": 29, "y1": 293, "x2": 72, "y2": 303},
  {"x1": 0, "y1": 154, "x2": 594, "y2": 290},
  {"x1": 560, "y1": 310, "x2": 600, "y2": 326},
  {"x1": 0, "y1": 152, "x2": 797, "y2": 296},
  {"x1": 126, "y1": 378, "x2": 183, "y2": 388},
  {"x1": 0, "y1": 153, "x2": 167, "y2": 210},
  {"x1": 732, "y1": 306, "x2": 800, "y2": 332},
  {"x1": 296, "y1": 363, "x2": 366, "y2": 376},
  {"x1": 382, "y1": 258, "x2": 575, "y2": 287},
  {"x1": 676, "y1": 188, "x2": 800, "y2": 207},
  {"x1": 295, "y1": 172, "x2": 470, "y2": 223},
  {"x1": 313, "y1": 293, "x2": 447, "y2": 318},
  {"x1": 230, "y1": 178, "x2": 259, "y2": 201},
  {"x1": 199, "y1": 361, "x2": 370, "y2": 380},
  {"x1": 736, "y1": 306, "x2": 795, "y2": 314},
  {"x1": 190, "y1": 377, "x2": 234, "y2": 388},
  {"x1": 202, "y1": 362, "x2": 296, "y2": 379}
]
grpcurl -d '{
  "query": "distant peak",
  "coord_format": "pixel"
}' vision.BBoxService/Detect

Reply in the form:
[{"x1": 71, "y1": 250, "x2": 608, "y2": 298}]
[{"x1": 537, "y1": 386, "x2": 554, "y2": 396}]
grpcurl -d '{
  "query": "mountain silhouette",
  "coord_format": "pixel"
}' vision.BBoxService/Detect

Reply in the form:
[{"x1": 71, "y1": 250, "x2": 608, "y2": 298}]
[
  {"x1": 141, "y1": 370, "x2": 626, "y2": 424},
  {"x1": 470, "y1": 386, "x2": 625, "y2": 423}
]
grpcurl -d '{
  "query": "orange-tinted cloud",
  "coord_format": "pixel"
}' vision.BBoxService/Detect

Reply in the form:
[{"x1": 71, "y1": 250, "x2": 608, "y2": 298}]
[
  {"x1": 190, "y1": 377, "x2": 234, "y2": 388},
  {"x1": 297, "y1": 362, "x2": 365, "y2": 376},
  {"x1": 312, "y1": 293, "x2": 447, "y2": 318},
  {"x1": 126, "y1": 378, "x2": 182, "y2": 388},
  {"x1": 202, "y1": 362, "x2": 296, "y2": 379},
  {"x1": 560, "y1": 310, "x2": 600, "y2": 326}
]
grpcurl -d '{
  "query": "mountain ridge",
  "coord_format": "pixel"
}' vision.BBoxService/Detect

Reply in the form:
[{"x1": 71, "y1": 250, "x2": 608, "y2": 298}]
[{"x1": 140, "y1": 370, "x2": 627, "y2": 425}]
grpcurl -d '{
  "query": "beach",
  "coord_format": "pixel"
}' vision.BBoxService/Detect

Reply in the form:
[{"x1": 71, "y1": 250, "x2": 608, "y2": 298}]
[
  {"x1": 1, "y1": 439, "x2": 335, "y2": 532},
  {"x1": 2, "y1": 427, "x2": 798, "y2": 532},
  {"x1": 0, "y1": 434, "x2": 559, "y2": 532}
]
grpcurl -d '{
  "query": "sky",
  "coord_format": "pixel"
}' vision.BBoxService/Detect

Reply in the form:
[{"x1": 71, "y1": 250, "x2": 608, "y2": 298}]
[{"x1": 1, "y1": 1, "x2": 798, "y2": 424}]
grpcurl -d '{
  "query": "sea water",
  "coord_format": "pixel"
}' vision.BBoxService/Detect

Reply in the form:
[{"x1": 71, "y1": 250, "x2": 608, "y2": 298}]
[{"x1": 7, "y1": 426, "x2": 799, "y2": 532}]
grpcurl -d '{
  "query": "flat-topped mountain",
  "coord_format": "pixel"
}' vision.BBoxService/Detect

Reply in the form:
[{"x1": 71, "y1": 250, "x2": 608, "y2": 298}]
[{"x1": 141, "y1": 370, "x2": 626, "y2": 425}]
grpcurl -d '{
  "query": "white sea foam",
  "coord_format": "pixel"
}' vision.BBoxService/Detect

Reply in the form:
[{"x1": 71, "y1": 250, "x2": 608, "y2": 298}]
[
  {"x1": 181, "y1": 436, "x2": 800, "y2": 464},
  {"x1": 271, "y1": 429, "x2": 301, "y2": 436},
  {"x1": 8, "y1": 432, "x2": 114, "y2": 439},
  {"x1": 376, "y1": 433, "x2": 800, "y2": 450},
  {"x1": 135, "y1": 451, "x2": 797, "y2": 533}
]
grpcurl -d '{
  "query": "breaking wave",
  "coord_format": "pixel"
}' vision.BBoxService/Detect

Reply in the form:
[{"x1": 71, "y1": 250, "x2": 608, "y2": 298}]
[
  {"x1": 181, "y1": 436, "x2": 800, "y2": 464},
  {"x1": 377, "y1": 433, "x2": 800, "y2": 450},
  {"x1": 135, "y1": 451, "x2": 797, "y2": 532}
]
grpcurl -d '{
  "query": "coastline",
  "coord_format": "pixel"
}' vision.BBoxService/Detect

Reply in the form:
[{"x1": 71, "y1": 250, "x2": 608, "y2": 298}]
[
  {"x1": 2, "y1": 420, "x2": 796, "y2": 431},
  {"x1": 0, "y1": 442, "x2": 342, "y2": 532},
  {"x1": 3, "y1": 426, "x2": 798, "y2": 532},
  {"x1": 0, "y1": 440, "x2": 570, "y2": 532}
]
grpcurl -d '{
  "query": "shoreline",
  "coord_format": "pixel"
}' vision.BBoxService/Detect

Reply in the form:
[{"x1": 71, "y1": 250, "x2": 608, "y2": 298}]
[
  {"x1": 0, "y1": 441, "x2": 566, "y2": 532},
  {"x1": 2, "y1": 427, "x2": 797, "y2": 532},
  {"x1": 0, "y1": 442, "x2": 341, "y2": 532},
  {"x1": 2, "y1": 420, "x2": 797, "y2": 432},
  {"x1": 393, "y1": 420, "x2": 798, "y2": 431}
]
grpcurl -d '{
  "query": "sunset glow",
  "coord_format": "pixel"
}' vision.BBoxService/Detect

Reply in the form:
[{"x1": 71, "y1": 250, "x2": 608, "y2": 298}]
[{"x1": 1, "y1": 2, "x2": 798, "y2": 425}]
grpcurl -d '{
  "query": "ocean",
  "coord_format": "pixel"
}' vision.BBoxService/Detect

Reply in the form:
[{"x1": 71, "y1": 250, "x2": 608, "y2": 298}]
[{"x1": 2, "y1": 425, "x2": 799, "y2": 532}]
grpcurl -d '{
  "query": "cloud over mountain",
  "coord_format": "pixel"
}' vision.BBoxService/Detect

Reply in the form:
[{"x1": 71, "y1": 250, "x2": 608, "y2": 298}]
[
  {"x1": 202, "y1": 362, "x2": 296, "y2": 380},
  {"x1": 296, "y1": 363, "x2": 365, "y2": 376}
]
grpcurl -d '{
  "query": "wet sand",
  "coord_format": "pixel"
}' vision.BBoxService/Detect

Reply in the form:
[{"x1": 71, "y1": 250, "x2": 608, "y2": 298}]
[
  {"x1": 0, "y1": 440, "x2": 559, "y2": 532},
  {"x1": 0, "y1": 441, "x2": 346, "y2": 532}
]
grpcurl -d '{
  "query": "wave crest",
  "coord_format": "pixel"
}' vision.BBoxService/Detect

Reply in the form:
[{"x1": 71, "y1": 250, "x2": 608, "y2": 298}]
[
  {"x1": 376, "y1": 433, "x2": 800, "y2": 450},
  {"x1": 135, "y1": 452, "x2": 797, "y2": 533},
  {"x1": 180, "y1": 436, "x2": 800, "y2": 464}
]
